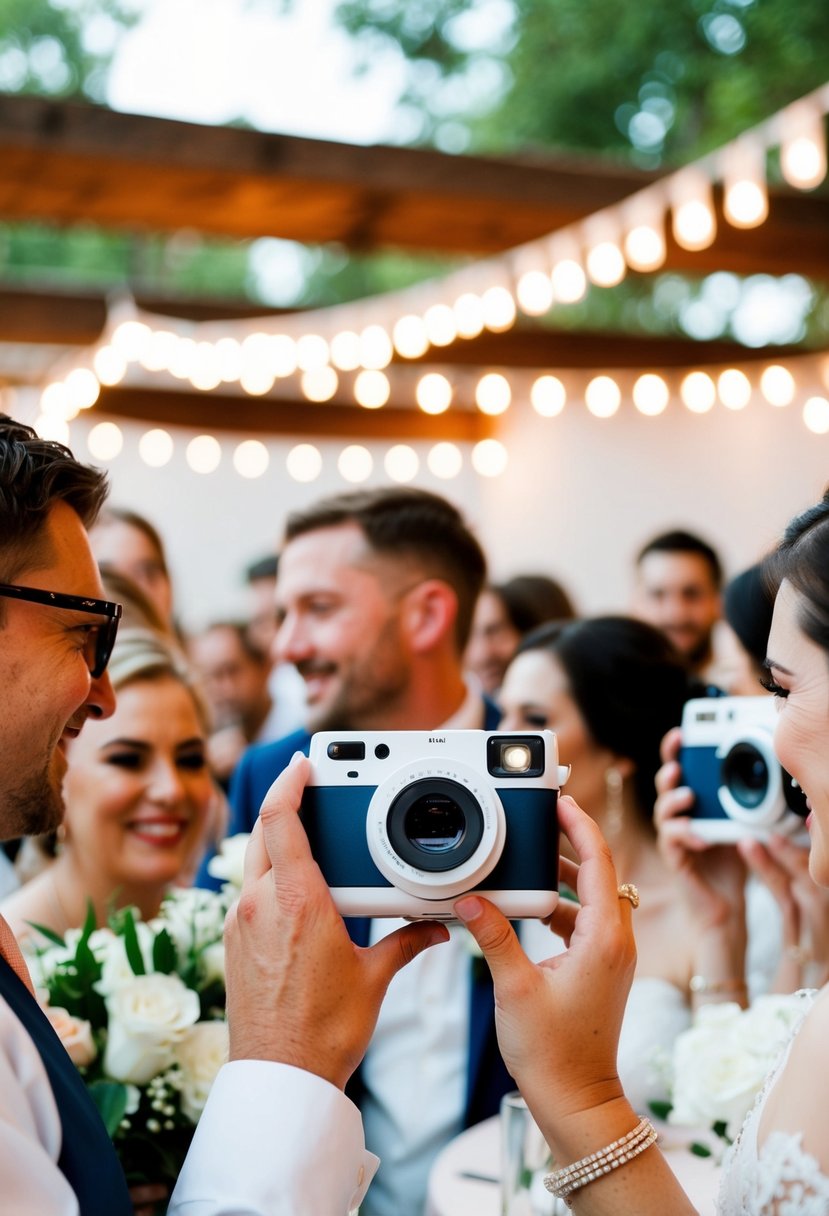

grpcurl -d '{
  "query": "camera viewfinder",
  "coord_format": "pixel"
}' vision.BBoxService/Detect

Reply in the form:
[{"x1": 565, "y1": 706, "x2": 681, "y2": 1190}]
[
  {"x1": 487, "y1": 734, "x2": 544, "y2": 778},
  {"x1": 327, "y1": 741, "x2": 366, "y2": 761}
]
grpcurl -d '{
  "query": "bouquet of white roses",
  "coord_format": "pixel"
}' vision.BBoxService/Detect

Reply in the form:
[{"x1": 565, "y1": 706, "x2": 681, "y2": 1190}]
[
  {"x1": 27, "y1": 885, "x2": 233, "y2": 1200},
  {"x1": 664, "y1": 992, "x2": 812, "y2": 1145}
]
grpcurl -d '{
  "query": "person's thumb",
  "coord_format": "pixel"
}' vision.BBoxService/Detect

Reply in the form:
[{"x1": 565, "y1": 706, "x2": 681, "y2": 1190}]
[
  {"x1": 453, "y1": 895, "x2": 528, "y2": 987},
  {"x1": 369, "y1": 921, "x2": 450, "y2": 992}
]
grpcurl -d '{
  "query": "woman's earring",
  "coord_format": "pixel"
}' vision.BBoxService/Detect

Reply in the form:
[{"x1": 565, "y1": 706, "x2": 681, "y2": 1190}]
[{"x1": 604, "y1": 767, "x2": 624, "y2": 839}]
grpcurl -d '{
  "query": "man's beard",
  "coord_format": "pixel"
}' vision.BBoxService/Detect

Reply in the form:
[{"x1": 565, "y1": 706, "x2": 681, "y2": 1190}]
[
  {"x1": 302, "y1": 620, "x2": 410, "y2": 734},
  {"x1": 2, "y1": 764, "x2": 64, "y2": 841}
]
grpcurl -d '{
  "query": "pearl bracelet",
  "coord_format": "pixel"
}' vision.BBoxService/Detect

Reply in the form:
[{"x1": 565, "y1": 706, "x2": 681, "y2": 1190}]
[
  {"x1": 689, "y1": 975, "x2": 747, "y2": 996},
  {"x1": 543, "y1": 1116, "x2": 658, "y2": 1204}
]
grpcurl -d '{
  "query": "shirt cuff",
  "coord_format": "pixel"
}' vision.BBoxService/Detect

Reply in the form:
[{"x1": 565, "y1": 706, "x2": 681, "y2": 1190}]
[{"x1": 170, "y1": 1060, "x2": 378, "y2": 1215}]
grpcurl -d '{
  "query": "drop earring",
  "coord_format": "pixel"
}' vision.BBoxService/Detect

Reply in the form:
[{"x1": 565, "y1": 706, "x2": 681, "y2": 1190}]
[{"x1": 604, "y1": 767, "x2": 624, "y2": 839}]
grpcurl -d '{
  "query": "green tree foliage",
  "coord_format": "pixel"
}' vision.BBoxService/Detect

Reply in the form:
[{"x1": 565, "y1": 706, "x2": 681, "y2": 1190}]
[{"x1": 335, "y1": 0, "x2": 829, "y2": 167}]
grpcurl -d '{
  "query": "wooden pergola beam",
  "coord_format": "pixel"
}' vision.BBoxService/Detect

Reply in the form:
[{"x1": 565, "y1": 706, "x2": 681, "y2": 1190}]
[{"x1": 0, "y1": 95, "x2": 827, "y2": 277}]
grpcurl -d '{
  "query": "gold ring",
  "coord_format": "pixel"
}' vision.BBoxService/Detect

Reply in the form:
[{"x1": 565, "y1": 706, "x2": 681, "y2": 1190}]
[{"x1": 617, "y1": 883, "x2": 640, "y2": 909}]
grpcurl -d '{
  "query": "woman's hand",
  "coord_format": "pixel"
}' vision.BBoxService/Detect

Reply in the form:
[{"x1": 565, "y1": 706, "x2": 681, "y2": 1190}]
[
  {"x1": 654, "y1": 727, "x2": 748, "y2": 931},
  {"x1": 453, "y1": 795, "x2": 635, "y2": 1131},
  {"x1": 738, "y1": 833, "x2": 829, "y2": 990}
]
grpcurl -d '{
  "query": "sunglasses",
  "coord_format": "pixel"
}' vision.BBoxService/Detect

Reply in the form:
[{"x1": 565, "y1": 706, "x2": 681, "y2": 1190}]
[{"x1": 0, "y1": 583, "x2": 123, "y2": 678}]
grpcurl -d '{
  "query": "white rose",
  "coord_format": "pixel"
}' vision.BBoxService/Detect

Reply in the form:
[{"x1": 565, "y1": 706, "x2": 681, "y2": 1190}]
[
  {"x1": 155, "y1": 888, "x2": 227, "y2": 956},
  {"x1": 43, "y1": 1005, "x2": 97, "y2": 1068},
  {"x1": 200, "y1": 941, "x2": 225, "y2": 985},
  {"x1": 206, "y1": 833, "x2": 250, "y2": 891},
  {"x1": 104, "y1": 973, "x2": 200, "y2": 1085},
  {"x1": 172, "y1": 1020, "x2": 229, "y2": 1122},
  {"x1": 95, "y1": 923, "x2": 156, "y2": 997}
]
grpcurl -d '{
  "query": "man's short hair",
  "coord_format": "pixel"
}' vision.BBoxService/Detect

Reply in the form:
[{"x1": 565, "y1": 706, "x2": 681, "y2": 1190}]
[
  {"x1": 635, "y1": 529, "x2": 723, "y2": 590},
  {"x1": 245, "y1": 554, "x2": 279, "y2": 583},
  {"x1": 199, "y1": 620, "x2": 268, "y2": 667},
  {"x1": 284, "y1": 487, "x2": 487, "y2": 650},
  {"x1": 0, "y1": 415, "x2": 108, "y2": 586}
]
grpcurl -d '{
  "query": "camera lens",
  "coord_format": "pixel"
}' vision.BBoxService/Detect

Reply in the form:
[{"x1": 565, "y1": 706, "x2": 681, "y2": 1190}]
[
  {"x1": 386, "y1": 778, "x2": 485, "y2": 873},
  {"x1": 723, "y1": 742, "x2": 769, "y2": 809},
  {"x1": 404, "y1": 793, "x2": 465, "y2": 853}
]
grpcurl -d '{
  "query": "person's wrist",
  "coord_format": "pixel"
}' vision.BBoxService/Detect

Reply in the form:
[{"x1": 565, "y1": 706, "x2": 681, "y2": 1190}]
[{"x1": 537, "y1": 1094, "x2": 639, "y2": 1175}]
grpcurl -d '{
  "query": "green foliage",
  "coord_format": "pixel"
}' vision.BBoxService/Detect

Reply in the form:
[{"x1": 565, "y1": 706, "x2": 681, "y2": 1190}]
[{"x1": 88, "y1": 1079, "x2": 129, "y2": 1137}]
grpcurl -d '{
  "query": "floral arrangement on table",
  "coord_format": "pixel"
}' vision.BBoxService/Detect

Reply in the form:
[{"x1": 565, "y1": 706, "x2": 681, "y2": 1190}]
[
  {"x1": 654, "y1": 991, "x2": 813, "y2": 1154},
  {"x1": 25, "y1": 840, "x2": 250, "y2": 1199}
]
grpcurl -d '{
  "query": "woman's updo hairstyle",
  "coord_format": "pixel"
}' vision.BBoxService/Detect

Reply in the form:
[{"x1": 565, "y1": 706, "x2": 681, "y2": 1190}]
[{"x1": 769, "y1": 488, "x2": 829, "y2": 656}]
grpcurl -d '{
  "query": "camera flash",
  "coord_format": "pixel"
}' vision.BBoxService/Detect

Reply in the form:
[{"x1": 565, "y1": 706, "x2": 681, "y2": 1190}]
[{"x1": 501, "y1": 743, "x2": 532, "y2": 772}]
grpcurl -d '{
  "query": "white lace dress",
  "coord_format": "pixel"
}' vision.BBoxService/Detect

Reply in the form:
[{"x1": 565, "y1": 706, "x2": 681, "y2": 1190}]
[{"x1": 717, "y1": 990, "x2": 829, "y2": 1215}]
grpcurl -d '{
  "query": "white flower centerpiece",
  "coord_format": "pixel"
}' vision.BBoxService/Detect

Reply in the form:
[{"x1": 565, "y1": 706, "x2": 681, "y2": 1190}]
[
  {"x1": 28, "y1": 875, "x2": 240, "y2": 1200},
  {"x1": 663, "y1": 992, "x2": 812, "y2": 1152}
]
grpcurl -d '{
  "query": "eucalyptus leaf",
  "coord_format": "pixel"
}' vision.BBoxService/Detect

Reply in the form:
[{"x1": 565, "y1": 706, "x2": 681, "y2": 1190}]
[{"x1": 88, "y1": 1080, "x2": 129, "y2": 1138}]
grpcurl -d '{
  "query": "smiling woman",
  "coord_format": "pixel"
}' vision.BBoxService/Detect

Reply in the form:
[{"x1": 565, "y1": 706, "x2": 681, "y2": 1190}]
[{"x1": 0, "y1": 627, "x2": 221, "y2": 942}]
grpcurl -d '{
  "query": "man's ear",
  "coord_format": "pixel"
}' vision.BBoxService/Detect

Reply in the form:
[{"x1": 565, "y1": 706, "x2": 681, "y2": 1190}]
[{"x1": 402, "y1": 579, "x2": 458, "y2": 654}]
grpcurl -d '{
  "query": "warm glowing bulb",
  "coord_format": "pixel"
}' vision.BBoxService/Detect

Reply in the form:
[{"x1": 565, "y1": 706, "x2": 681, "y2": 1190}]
[
  {"x1": 724, "y1": 180, "x2": 768, "y2": 228},
  {"x1": 475, "y1": 373, "x2": 511, "y2": 415},
  {"x1": 338, "y1": 444, "x2": 373, "y2": 483},
  {"x1": 530, "y1": 375, "x2": 566, "y2": 417},
  {"x1": 760, "y1": 365, "x2": 795, "y2": 407},
  {"x1": 516, "y1": 271, "x2": 554, "y2": 316},
  {"x1": 632, "y1": 373, "x2": 669, "y2": 416},
  {"x1": 354, "y1": 369, "x2": 390, "y2": 409},
  {"x1": 186, "y1": 434, "x2": 222, "y2": 474},
  {"x1": 215, "y1": 337, "x2": 242, "y2": 382},
  {"x1": 93, "y1": 345, "x2": 127, "y2": 386},
  {"x1": 481, "y1": 286, "x2": 516, "y2": 332},
  {"x1": 453, "y1": 293, "x2": 485, "y2": 339},
  {"x1": 551, "y1": 259, "x2": 587, "y2": 304},
  {"x1": 169, "y1": 337, "x2": 198, "y2": 380},
  {"x1": 803, "y1": 396, "x2": 829, "y2": 434},
  {"x1": 585, "y1": 376, "x2": 621, "y2": 418},
  {"x1": 87, "y1": 421, "x2": 123, "y2": 461},
  {"x1": 416, "y1": 373, "x2": 452, "y2": 415},
  {"x1": 427, "y1": 442, "x2": 463, "y2": 479},
  {"x1": 330, "y1": 331, "x2": 362, "y2": 371},
  {"x1": 781, "y1": 135, "x2": 827, "y2": 190},
  {"x1": 384, "y1": 445, "x2": 419, "y2": 483},
  {"x1": 392, "y1": 315, "x2": 429, "y2": 359},
  {"x1": 139, "y1": 429, "x2": 174, "y2": 468},
  {"x1": 673, "y1": 200, "x2": 716, "y2": 251},
  {"x1": 471, "y1": 439, "x2": 508, "y2": 477},
  {"x1": 233, "y1": 440, "x2": 270, "y2": 479},
  {"x1": 359, "y1": 324, "x2": 393, "y2": 369},
  {"x1": 34, "y1": 414, "x2": 70, "y2": 444},
  {"x1": 141, "y1": 329, "x2": 178, "y2": 372},
  {"x1": 423, "y1": 304, "x2": 458, "y2": 347},
  {"x1": 301, "y1": 367, "x2": 338, "y2": 402},
  {"x1": 190, "y1": 342, "x2": 222, "y2": 391},
  {"x1": 586, "y1": 242, "x2": 626, "y2": 287},
  {"x1": 718, "y1": 369, "x2": 752, "y2": 410},
  {"x1": 65, "y1": 367, "x2": 100, "y2": 410},
  {"x1": 623, "y1": 224, "x2": 666, "y2": 272},
  {"x1": 296, "y1": 334, "x2": 330, "y2": 372},
  {"x1": 111, "y1": 321, "x2": 151, "y2": 362},
  {"x1": 286, "y1": 443, "x2": 322, "y2": 482},
  {"x1": 40, "y1": 381, "x2": 70, "y2": 417},
  {"x1": 681, "y1": 371, "x2": 716, "y2": 413},
  {"x1": 271, "y1": 335, "x2": 298, "y2": 378},
  {"x1": 242, "y1": 332, "x2": 275, "y2": 377}
]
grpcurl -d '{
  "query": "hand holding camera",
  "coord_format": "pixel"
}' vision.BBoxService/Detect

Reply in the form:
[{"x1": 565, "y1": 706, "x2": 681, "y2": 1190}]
[{"x1": 300, "y1": 729, "x2": 567, "y2": 920}]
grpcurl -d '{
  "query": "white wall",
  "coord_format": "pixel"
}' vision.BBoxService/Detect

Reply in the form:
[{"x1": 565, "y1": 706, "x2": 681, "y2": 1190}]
[{"x1": 16, "y1": 394, "x2": 827, "y2": 632}]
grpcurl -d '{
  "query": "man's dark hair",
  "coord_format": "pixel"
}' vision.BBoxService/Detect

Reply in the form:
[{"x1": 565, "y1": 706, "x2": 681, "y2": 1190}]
[
  {"x1": 495, "y1": 574, "x2": 576, "y2": 635},
  {"x1": 636, "y1": 529, "x2": 723, "y2": 590},
  {"x1": 284, "y1": 487, "x2": 487, "y2": 650},
  {"x1": 0, "y1": 415, "x2": 108, "y2": 585},
  {"x1": 245, "y1": 553, "x2": 279, "y2": 583}
]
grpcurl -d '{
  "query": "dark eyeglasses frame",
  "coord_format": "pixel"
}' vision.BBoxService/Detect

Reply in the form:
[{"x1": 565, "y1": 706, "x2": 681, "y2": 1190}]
[{"x1": 0, "y1": 583, "x2": 122, "y2": 678}]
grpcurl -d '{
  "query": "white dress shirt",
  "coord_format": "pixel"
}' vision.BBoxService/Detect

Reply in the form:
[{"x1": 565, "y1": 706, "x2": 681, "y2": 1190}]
[{"x1": 0, "y1": 991, "x2": 376, "y2": 1216}]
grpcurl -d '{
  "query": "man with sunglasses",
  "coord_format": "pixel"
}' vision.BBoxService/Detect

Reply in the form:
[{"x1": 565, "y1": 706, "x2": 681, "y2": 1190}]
[{"x1": 0, "y1": 416, "x2": 441, "y2": 1214}]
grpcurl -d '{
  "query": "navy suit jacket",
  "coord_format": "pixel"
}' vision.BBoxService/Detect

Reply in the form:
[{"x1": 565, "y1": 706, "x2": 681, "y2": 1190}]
[
  {"x1": 198, "y1": 700, "x2": 514, "y2": 1127},
  {"x1": 0, "y1": 958, "x2": 132, "y2": 1213}
]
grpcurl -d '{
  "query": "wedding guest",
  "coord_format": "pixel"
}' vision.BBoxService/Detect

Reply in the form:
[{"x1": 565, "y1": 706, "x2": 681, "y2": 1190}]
[
  {"x1": 464, "y1": 573, "x2": 576, "y2": 697},
  {"x1": 90, "y1": 507, "x2": 176, "y2": 634},
  {"x1": 0, "y1": 416, "x2": 443, "y2": 1215},
  {"x1": 455, "y1": 488, "x2": 829, "y2": 1213},
  {"x1": 632, "y1": 528, "x2": 724, "y2": 685},
  {"x1": 497, "y1": 616, "x2": 703, "y2": 1107},
  {"x1": 1, "y1": 628, "x2": 218, "y2": 940}
]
